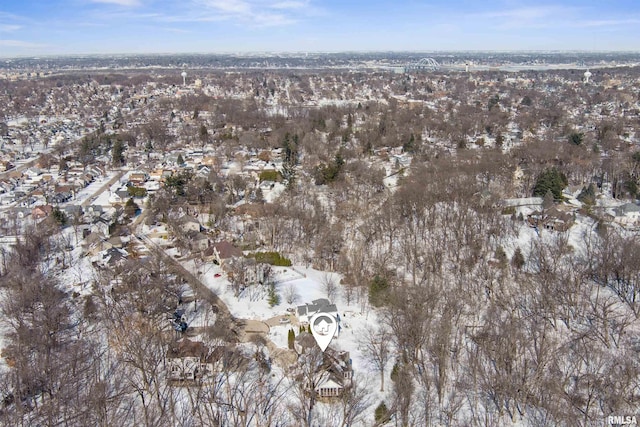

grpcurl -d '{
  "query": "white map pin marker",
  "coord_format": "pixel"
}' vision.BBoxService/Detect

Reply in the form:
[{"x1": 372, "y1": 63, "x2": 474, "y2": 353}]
[{"x1": 310, "y1": 312, "x2": 337, "y2": 352}]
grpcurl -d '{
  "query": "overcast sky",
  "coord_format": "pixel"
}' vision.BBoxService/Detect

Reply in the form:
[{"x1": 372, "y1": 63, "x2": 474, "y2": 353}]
[{"x1": 1, "y1": 1, "x2": 639, "y2": 56}]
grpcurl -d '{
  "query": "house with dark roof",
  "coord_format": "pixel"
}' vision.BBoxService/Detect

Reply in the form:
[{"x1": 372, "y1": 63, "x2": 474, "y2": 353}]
[
  {"x1": 527, "y1": 206, "x2": 575, "y2": 232},
  {"x1": 167, "y1": 338, "x2": 210, "y2": 382},
  {"x1": 613, "y1": 202, "x2": 640, "y2": 227},
  {"x1": 291, "y1": 336, "x2": 353, "y2": 399},
  {"x1": 190, "y1": 232, "x2": 210, "y2": 252},
  {"x1": 166, "y1": 339, "x2": 247, "y2": 383},
  {"x1": 205, "y1": 240, "x2": 243, "y2": 265},
  {"x1": 102, "y1": 247, "x2": 128, "y2": 267},
  {"x1": 297, "y1": 298, "x2": 339, "y2": 331},
  {"x1": 315, "y1": 350, "x2": 353, "y2": 398}
]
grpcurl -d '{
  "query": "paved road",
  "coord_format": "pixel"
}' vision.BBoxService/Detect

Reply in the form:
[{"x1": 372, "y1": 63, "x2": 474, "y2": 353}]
[
  {"x1": 133, "y1": 217, "x2": 289, "y2": 362},
  {"x1": 80, "y1": 169, "x2": 126, "y2": 207},
  {"x1": 135, "y1": 232, "x2": 235, "y2": 323}
]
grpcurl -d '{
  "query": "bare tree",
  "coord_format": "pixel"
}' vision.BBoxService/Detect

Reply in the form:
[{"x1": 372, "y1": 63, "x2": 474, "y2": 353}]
[
  {"x1": 284, "y1": 282, "x2": 300, "y2": 305},
  {"x1": 359, "y1": 325, "x2": 391, "y2": 391},
  {"x1": 322, "y1": 273, "x2": 339, "y2": 301}
]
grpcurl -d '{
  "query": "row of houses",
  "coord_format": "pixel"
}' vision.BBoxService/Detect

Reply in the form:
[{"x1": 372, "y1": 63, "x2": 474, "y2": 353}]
[{"x1": 0, "y1": 163, "x2": 106, "y2": 206}]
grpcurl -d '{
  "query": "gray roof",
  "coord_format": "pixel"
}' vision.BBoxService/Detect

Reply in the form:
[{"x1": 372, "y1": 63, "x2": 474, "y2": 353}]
[
  {"x1": 615, "y1": 203, "x2": 640, "y2": 216},
  {"x1": 297, "y1": 299, "x2": 338, "y2": 317}
]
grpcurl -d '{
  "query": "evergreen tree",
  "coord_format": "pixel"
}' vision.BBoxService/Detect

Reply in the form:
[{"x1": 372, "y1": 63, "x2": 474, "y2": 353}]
[
  {"x1": 577, "y1": 183, "x2": 597, "y2": 206},
  {"x1": 495, "y1": 245, "x2": 507, "y2": 266},
  {"x1": 199, "y1": 124, "x2": 208, "y2": 145},
  {"x1": 369, "y1": 275, "x2": 390, "y2": 307},
  {"x1": 267, "y1": 282, "x2": 280, "y2": 307},
  {"x1": 287, "y1": 329, "x2": 295, "y2": 350},
  {"x1": 111, "y1": 138, "x2": 125, "y2": 167},
  {"x1": 512, "y1": 247, "x2": 525, "y2": 270},
  {"x1": 52, "y1": 207, "x2": 67, "y2": 227},
  {"x1": 533, "y1": 167, "x2": 568, "y2": 200},
  {"x1": 568, "y1": 131, "x2": 584, "y2": 145},
  {"x1": 124, "y1": 198, "x2": 139, "y2": 218},
  {"x1": 374, "y1": 401, "x2": 390, "y2": 425},
  {"x1": 403, "y1": 133, "x2": 417, "y2": 153}
]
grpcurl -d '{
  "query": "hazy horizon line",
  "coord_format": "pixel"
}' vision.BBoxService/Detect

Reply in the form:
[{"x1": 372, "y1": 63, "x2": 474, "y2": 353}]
[{"x1": 2, "y1": 49, "x2": 640, "y2": 61}]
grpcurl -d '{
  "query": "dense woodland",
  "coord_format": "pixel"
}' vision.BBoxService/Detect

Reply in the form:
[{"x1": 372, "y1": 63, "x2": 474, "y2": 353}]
[{"x1": 1, "y1": 61, "x2": 640, "y2": 426}]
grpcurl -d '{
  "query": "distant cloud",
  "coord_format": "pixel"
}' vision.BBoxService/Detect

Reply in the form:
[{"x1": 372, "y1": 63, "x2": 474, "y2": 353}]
[
  {"x1": 188, "y1": 0, "x2": 312, "y2": 26},
  {"x1": 474, "y1": 5, "x2": 579, "y2": 29},
  {"x1": 0, "y1": 39, "x2": 47, "y2": 48},
  {"x1": 572, "y1": 18, "x2": 640, "y2": 28},
  {"x1": 199, "y1": 0, "x2": 251, "y2": 14},
  {"x1": 89, "y1": 0, "x2": 142, "y2": 6},
  {"x1": 270, "y1": 1, "x2": 309, "y2": 10},
  {"x1": 0, "y1": 24, "x2": 21, "y2": 32},
  {"x1": 162, "y1": 27, "x2": 193, "y2": 34}
]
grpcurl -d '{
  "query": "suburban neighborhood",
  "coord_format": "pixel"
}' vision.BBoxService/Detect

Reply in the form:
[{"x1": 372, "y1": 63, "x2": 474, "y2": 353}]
[{"x1": 1, "y1": 51, "x2": 640, "y2": 425}]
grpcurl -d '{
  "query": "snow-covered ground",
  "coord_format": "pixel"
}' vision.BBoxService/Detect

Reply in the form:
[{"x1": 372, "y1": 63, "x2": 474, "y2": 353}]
[
  {"x1": 185, "y1": 258, "x2": 388, "y2": 400},
  {"x1": 71, "y1": 172, "x2": 117, "y2": 205}
]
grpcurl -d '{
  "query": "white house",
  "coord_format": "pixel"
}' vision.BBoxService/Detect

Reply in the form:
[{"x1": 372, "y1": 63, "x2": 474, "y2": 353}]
[
  {"x1": 178, "y1": 215, "x2": 201, "y2": 233},
  {"x1": 613, "y1": 203, "x2": 640, "y2": 227}
]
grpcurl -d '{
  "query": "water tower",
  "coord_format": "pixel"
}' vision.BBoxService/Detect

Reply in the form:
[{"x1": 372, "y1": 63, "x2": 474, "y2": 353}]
[
  {"x1": 181, "y1": 70, "x2": 187, "y2": 86},
  {"x1": 583, "y1": 69, "x2": 592, "y2": 84}
]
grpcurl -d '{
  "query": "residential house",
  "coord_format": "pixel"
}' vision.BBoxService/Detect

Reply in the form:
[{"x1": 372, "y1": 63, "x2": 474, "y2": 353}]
[
  {"x1": 129, "y1": 171, "x2": 148, "y2": 185},
  {"x1": 314, "y1": 350, "x2": 353, "y2": 398},
  {"x1": 292, "y1": 337, "x2": 353, "y2": 399},
  {"x1": 178, "y1": 215, "x2": 201, "y2": 233},
  {"x1": 52, "y1": 185, "x2": 73, "y2": 204},
  {"x1": 109, "y1": 188, "x2": 130, "y2": 205},
  {"x1": 294, "y1": 331, "x2": 317, "y2": 355},
  {"x1": 5, "y1": 206, "x2": 30, "y2": 222},
  {"x1": 32, "y1": 204, "x2": 53, "y2": 221},
  {"x1": 527, "y1": 206, "x2": 575, "y2": 232},
  {"x1": 101, "y1": 247, "x2": 128, "y2": 267},
  {"x1": 87, "y1": 165, "x2": 106, "y2": 178},
  {"x1": 613, "y1": 203, "x2": 640, "y2": 227},
  {"x1": 90, "y1": 215, "x2": 111, "y2": 236},
  {"x1": 190, "y1": 232, "x2": 210, "y2": 252},
  {"x1": 63, "y1": 204, "x2": 84, "y2": 219},
  {"x1": 30, "y1": 189, "x2": 47, "y2": 205},
  {"x1": 0, "y1": 160, "x2": 14, "y2": 172},
  {"x1": 167, "y1": 338, "x2": 210, "y2": 382},
  {"x1": 222, "y1": 257, "x2": 269, "y2": 286},
  {"x1": 149, "y1": 169, "x2": 164, "y2": 182},
  {"x1": 166, "y1": 339, "x2": 246, "y2": 382},
  {"x1": 82, "y1": 231, "x2": 108, "y2": 256},
  {"x1": 195, "y1": 165, "x2": 211, "y2": 179},
  {"x1": 23, "y1": 167, "x2": 42, "y2": 182},
  {"x1": 297, "y1": 299, "x2": 340, "y2": 333},
  {"x1": 86, "y1": 204, "x2": 103, "y2": 218},
  {"x1": 205, "y1": 240, "x2": 243, "y2": 266}
]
